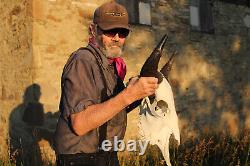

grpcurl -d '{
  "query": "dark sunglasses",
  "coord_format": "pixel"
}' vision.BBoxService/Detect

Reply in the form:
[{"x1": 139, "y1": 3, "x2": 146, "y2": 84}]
[{"x1": 100, "y1": 28, "x2": 129, "y2": 38}]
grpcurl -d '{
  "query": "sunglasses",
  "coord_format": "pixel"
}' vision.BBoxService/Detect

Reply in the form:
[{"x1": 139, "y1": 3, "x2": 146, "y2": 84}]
[{"x1": 99, "y1": 28, "x2": 129, "y2": 38}]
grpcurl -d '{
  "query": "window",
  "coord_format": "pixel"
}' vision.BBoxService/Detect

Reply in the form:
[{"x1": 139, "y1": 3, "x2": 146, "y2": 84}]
[
  {"x1": 116, "y1": 0, "x2": 151, "y2": 25},
  {"x1": 243, "y1": 14, "x2": 250, "y2": 28},
  {"x1": 190, "y1": 0, "x2": 215, "y2": 34},
  {"x1": 139, "y1": 2, "x2": 151, "y2": 25}
]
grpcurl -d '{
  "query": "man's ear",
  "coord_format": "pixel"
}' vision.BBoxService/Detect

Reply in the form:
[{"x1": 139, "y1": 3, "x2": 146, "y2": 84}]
[{"x1": 89, "y1": 23, "x2": 97, "y2": 38}]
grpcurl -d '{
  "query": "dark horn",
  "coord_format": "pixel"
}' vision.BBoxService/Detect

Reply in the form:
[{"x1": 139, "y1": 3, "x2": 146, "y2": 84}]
[
  {"x1": 160, "y1": 50, "x2": 177, "y2": 79},
  {"x1": 140, "y1": 34, "x2": 168, "y2": 77},
  {"x1": 156, "y1": 34, "x2": 168, "y2": 52}
]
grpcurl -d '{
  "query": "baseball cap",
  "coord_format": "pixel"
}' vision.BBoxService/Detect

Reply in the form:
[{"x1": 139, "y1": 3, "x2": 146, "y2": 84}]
[{"x1": 93, "y1": 1, "x2": 130, "y2": 31}]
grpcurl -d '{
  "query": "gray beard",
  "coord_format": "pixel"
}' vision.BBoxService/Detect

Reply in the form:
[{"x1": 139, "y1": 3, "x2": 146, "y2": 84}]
[
  {"x1": 96, "y1": 39, "x2": 124, "y2": 58},
  {"x1": 101, "y1": 46, "x2": 123, "y2": 58}
]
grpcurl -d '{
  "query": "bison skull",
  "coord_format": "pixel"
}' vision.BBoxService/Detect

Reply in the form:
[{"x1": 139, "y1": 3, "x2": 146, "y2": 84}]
[{"x1": 138, "y1": 34, "x2": 180, "y2": 166}]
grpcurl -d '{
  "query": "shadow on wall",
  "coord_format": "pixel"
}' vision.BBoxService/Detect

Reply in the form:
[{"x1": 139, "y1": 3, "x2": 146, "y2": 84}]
[
  {"x1": 9, "y1": 83, "x2": 59, "y2": 166},
  {"x1": 172, "y1": 35, "x2": 250, "y2": 140}
]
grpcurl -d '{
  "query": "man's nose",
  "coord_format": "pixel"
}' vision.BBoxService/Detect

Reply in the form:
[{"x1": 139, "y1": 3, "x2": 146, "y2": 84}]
[{"x1": 112, "y1": 33, "x2": 120, "y2": 41}]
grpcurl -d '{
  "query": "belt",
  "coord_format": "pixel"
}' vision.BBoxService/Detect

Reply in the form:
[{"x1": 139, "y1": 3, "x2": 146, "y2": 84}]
[{"x1": 58, "y1": 151, "x2": 117, "y2": 158}]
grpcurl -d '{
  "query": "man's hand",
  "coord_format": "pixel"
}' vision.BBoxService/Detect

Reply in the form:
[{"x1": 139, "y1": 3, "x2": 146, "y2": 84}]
[{"x1": 126, "y1": 77, "x2": 158, "y2": 102}]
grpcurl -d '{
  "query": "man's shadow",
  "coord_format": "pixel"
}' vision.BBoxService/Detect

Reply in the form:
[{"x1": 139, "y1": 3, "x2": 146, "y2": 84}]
[{"x1": 9, "y1": 83, "x2": 58, "y2": 166}]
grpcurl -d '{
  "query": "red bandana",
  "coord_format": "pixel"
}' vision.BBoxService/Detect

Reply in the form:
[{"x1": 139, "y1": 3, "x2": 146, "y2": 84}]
[{"x1": 108, "y1": 57, "x2": 126, "y2": 81}]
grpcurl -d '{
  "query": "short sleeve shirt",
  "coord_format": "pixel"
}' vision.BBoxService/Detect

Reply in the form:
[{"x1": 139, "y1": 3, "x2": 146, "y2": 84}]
[{"x1": 53, "y1": 44, "x2": 127, "y2": 154}]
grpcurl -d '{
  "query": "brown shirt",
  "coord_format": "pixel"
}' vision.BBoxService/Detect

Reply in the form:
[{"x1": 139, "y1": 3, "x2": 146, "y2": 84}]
[{"x1": 54, "y1": 44, "x2": 127, "y2": 154}]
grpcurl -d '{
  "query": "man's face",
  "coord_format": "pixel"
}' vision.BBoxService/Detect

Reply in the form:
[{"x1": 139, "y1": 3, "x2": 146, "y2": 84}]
[{"x1": 95, "y1": 27, "x2": 129, "y2": 58}]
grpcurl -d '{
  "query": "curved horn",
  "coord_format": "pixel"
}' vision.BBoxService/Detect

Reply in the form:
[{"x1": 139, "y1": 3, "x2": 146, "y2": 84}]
[
  {"x1": 140, "y1": 34, "x2": 168, "y2": 77},
  {"x1": 160, "y1": 50, "x2": 177, "y2": 79}
]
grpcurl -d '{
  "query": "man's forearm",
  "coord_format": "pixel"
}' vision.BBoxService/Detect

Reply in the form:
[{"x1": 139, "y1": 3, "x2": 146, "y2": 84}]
[
  {"x1": 70, "y1": 87, "x2": 134, "y2": 136},
  {"x1": 71, "y1": 77, "x2": 158, "y2": 136}
]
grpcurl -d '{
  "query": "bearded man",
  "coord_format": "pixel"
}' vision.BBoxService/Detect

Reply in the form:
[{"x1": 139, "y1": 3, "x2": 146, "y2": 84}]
[{"x1": 53, "y1": 2, "x2": 158, "y2": 166}]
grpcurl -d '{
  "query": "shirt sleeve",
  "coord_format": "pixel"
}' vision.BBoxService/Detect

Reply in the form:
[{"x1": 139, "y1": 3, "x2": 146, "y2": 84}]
[{"x1": 61, "y1": 54, "x2": 99, "y2": 117}]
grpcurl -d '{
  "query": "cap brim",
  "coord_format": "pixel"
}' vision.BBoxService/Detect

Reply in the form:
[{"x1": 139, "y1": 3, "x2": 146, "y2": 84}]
[{"x1": 98, "y1": 22, "x2": 131, "y2": 31}]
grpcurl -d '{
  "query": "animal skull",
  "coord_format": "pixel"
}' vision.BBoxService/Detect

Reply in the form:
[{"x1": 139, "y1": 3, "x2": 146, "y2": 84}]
[{"x1": 138, "y1": 35, "x2": 180, "y2": 166}]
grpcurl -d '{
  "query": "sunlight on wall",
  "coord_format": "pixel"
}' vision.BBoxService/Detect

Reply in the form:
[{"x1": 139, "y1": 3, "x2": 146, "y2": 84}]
[
  {"x1": 123, "y1": 27, "x2": 155, "y2": 81},
  {"x1": 172, "y1": 45, "x2": 223, "y2": 99},
  {"x1": 231, "y1": 35, "x2": 241, "y2": 54},
  {"x1": 243, "y1": 85, "x2": 250, "y2": 129}
]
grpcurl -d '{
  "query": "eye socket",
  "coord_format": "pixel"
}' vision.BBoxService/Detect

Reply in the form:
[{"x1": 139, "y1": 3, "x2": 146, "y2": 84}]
[{"x1": 156, "y1": 100, "x2": 168, "y2": 113}]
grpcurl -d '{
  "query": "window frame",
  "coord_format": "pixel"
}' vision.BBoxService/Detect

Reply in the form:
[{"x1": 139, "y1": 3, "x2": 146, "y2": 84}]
[
  {"x1": 190, "y1": 0, "x2": 215, "y2": 34},
  {"x1": 116, "y1": 0, "x2": 152, "y2": 26}
]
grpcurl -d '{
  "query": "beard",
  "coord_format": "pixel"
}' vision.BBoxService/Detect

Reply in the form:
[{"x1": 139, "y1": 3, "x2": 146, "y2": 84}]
[
  {"x1": 96, "y1": 37, "x2": 124, "y2": 58},
  {"x1": 102, "y1": 44, "x2": 123, "y2": 58}
]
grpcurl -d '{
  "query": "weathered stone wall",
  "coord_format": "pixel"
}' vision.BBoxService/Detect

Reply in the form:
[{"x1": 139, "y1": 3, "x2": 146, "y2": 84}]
[
  {"x1": 32, "y1": 0, "x2": 94, "y2": 113},
  {"x1": 124, "y1": 1, "x2": 250, "y2": 140},
  {"x1": 147, "y1": 1, "x2": 250, "y2": 140},
  {"x1": 0, "y1": 0, "x2": 33, "y2": 160},
  {"x1": 1, "y1": 0, "x2": 250, "y2": 164}
]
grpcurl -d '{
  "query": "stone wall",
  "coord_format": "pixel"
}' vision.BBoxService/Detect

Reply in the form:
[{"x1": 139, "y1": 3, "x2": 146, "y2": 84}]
[
  {"x1": 147, "y1": 1, "x2": 250, "y2": 139},
  {"x1": 0, "y1": 0, "x2": 33, "y2": 160},
  {"x1": 124, "y1": 0, "x2": 250, "y2": 140},
  {"x1": 1, "y1": 0, "x2": 250, "y2": 164}
]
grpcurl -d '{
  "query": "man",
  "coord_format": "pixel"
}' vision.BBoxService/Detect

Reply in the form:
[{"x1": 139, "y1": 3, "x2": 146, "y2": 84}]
[{"x1": 54, "y1": 1, "x2": 158, "y2": 166}]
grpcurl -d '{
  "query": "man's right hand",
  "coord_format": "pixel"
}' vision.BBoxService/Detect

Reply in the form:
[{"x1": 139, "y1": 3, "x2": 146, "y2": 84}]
[{"x1": 126, "y1": 77, "x2": 158, "y2": 102}]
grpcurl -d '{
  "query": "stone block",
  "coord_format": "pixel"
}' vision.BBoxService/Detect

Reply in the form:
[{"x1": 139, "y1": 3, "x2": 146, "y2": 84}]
[{"x1": 32, "y1": 0, "x2": 48, "y2": 20}]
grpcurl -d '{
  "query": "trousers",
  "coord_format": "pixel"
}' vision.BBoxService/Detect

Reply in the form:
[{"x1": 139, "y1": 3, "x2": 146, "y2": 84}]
[{"x1": 56, "y1": 151, "x2": 119, "y2": 166}]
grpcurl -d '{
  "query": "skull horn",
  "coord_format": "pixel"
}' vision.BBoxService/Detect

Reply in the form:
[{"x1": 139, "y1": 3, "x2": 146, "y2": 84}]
[
  {"x1": 140, "y1": 34, "x2": 168, "y2": 79},
  {"x1": 160, "y1": 50, "x2": 177, "y2": 79}
]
